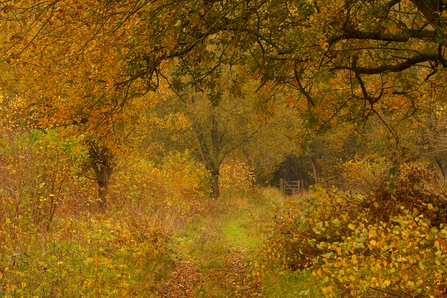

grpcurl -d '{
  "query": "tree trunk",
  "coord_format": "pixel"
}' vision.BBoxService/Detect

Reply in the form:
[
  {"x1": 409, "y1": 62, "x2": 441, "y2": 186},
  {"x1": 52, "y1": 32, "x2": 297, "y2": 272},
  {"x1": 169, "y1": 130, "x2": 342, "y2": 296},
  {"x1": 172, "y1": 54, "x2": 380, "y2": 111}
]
[
  {"x1": 97, "y1": 164, "x2": 112, "y2": 210},
  {"x1": 434, "y1": 158, "x2": 447, "y2": 186},
  {"x1": 310, "y1": 156, "x2": 321, "y2": 184},
  {"x1": 210, "y1": 114, "x2": 221, "y2": 198},
  {"x1": 87, "y1": 142, "x2": 114, "y2": 211},
  {"x1": 196, "y1": 112, "x2": 223, "y2": 199},
  {"x1": 410, "y1": 0, "x2": 443, "y2": 24},
  {"x1": 211, "y1": 168, "x2": 220, "y2": 198}
]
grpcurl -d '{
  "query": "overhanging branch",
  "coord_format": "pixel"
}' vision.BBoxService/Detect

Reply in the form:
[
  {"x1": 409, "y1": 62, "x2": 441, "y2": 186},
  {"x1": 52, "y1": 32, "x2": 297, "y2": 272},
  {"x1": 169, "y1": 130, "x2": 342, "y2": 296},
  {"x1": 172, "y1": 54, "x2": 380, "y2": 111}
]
[{"x1": 331, "y1": 53, "x2": 445, "y2": 74}]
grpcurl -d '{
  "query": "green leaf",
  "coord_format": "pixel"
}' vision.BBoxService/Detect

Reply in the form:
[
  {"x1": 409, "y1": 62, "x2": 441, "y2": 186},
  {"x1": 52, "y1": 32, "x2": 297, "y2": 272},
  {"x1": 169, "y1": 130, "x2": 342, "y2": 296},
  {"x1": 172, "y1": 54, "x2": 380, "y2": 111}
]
[
  {"x1": 389, "y1": 166, "x2": 396, "y2": 176},
  {"x1": 389, "y1": 182, "x2": 395, "y2": 195},
  {"x1": 331, "y1": 219, "x2": 341, "y2": 226}
]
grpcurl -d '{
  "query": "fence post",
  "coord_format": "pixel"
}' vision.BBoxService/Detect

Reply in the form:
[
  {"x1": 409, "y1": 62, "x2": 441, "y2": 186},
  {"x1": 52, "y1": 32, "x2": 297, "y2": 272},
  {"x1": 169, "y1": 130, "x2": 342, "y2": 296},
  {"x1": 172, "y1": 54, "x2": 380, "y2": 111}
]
[{"x1": 280, "y1": 178, "x2": 284, "y2": 195}]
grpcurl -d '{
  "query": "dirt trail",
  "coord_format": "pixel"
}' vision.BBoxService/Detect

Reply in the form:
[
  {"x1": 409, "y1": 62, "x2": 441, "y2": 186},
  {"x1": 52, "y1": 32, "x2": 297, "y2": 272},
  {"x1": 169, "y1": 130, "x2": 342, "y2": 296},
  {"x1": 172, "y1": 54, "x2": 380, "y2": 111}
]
[{"x1": 159, "y1": 245, "x2": 262, "y2": 297}]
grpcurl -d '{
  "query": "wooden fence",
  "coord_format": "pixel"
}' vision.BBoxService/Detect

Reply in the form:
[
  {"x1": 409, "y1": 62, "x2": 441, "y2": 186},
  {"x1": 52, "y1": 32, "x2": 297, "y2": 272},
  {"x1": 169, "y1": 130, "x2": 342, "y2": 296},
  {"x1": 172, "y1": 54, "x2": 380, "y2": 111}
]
[{"x1": 279, "y1": 178, "x2": 303, "y2": 195}]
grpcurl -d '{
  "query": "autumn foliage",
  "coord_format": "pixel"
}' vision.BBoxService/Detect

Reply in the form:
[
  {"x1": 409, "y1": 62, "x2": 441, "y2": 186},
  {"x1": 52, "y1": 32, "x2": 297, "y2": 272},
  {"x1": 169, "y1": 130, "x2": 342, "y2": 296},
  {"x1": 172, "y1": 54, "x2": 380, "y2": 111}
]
[
  {"x1": 260, "y1": 161, "x2": 447, "y2": 297},
  {"x1": 3, "y1": 0, "x2": 447, "y2": 296},
  {"x1": 0, "y1": 101, "x2": 259, "y2": 296}
]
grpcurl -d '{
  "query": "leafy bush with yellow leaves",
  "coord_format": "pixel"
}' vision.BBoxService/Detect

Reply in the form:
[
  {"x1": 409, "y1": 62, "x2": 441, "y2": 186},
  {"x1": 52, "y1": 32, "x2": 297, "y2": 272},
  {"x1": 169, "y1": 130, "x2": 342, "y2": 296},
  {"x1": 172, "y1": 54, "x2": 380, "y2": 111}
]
[
  {"x1": 219, "y1": 159, "x2": 255, "y2": 195},
  {"x1": 341, "y1": 156, "x2": 392, "y2": 192},
  {"x1": 109, "y1": 150, "x2": 211, "y2": 219},
  {"x1": 0, "y1": 212, "x2": 171, "y2": 297},
  {"x1": 0, "y1": 126, "x2": 88, "y2": 230},
  {"x1": 260, "y1": 162, "x2": 447, "y2": 297}
]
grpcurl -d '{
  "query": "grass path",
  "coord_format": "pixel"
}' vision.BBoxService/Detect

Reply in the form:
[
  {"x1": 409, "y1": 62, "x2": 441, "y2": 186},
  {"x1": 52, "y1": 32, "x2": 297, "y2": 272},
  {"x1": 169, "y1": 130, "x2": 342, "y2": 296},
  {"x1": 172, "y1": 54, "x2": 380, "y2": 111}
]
[{"x1": 157, "y1": 195, "x2": 266, "y2": 297}]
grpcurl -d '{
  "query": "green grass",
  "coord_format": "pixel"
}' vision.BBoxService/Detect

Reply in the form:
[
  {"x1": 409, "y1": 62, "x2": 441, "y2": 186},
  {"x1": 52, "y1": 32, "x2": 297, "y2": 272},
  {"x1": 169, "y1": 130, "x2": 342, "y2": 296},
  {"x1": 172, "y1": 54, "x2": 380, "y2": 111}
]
[{"x1": 223, "y1": 218, "x2": 255, "y2": 247}]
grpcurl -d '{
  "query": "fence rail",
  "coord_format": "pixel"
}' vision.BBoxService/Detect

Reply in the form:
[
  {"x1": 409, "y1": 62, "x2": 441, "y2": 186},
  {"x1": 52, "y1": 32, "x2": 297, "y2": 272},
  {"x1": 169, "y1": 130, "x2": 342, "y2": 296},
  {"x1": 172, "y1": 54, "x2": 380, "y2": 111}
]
[{"x1": 279, "y1": 178, "x2": 302, "y2": 195}]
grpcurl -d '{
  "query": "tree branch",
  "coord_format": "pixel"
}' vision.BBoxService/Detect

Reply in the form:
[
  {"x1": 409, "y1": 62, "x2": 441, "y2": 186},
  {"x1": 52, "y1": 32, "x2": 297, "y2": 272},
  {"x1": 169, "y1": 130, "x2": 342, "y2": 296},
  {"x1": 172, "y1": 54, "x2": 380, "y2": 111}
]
[
  {"x1": 331, "y1": 53, "x2": 445, "y2": 74},
  {"x1": 294, "y1": 67, "x2": 315, "y2": 106}
]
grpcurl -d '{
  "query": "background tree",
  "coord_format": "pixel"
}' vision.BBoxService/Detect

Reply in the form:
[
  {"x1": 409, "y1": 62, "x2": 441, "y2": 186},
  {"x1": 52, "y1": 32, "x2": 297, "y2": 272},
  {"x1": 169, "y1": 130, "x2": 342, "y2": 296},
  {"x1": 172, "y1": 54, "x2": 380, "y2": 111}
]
[
  {"x1": 153, "y1": 73, "x2": 264, "y2": 198},
  {"x1": 147, "y1": 70, "x2": 304, "y2": 197},
  {"x1": 0, "y1": 1, "x2": 164, "y2": 208},
  {"x1": 3, "y1": 0, "x2": 447, "y2": 160}
]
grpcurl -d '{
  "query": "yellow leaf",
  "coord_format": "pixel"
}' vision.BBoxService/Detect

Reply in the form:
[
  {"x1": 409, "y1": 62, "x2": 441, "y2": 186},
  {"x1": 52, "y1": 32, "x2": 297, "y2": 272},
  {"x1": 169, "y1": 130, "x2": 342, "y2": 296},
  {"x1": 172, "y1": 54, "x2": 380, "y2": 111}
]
[
  {"x1": 348, "y1": 224, "x2": 355, "y2": 230},
  {"x1": 370, "y1": 239, "x2": 376, "y2": 246},
  {"x1": 384, "y1": 280, "x2": 391, "y2": 286},
  {"x1": 336, "y1": 197, "x2": 345, "y2": 203},
  {"x1": 428, "y1": 203, "x2": 433, "y2": 210}
]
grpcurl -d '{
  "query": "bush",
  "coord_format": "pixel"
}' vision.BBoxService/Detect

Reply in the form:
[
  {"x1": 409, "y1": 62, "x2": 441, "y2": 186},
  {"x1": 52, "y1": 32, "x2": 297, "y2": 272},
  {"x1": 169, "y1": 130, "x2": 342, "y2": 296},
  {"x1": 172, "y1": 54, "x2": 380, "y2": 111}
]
[
  {"x1": 0, "y1": 126, "x2": 88, "y2": 231},
  {"x1": 219, "y1": 159, "x2": 255, "y2": 196},
  {"x1": 341, "y1": 156, "x2": 392, "y2": 193},
  {"x1": 259, "y1": 162, "x2": 447, "y2": 297},
  {"x1": 0, "y1": 212, "x2": 172, "y2": 297},
  {"x1": 109, "y1": 150, "x2": 211, "y2": 220}
]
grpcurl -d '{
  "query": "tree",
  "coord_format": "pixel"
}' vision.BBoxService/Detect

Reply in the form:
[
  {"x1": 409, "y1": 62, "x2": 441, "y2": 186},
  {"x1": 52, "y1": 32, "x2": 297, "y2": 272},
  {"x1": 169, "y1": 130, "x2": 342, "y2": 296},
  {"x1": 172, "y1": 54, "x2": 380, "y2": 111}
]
[
  {"x1": 0, "y1": 0, "x2": 163, "y2": 208},
  {"x1": 409, "y1": 105, "x2": 447, "y2": 184},
  {"x1": 236, "y1": 93, "x2": 304, "y2": 183},
  {"x1": 151, "y1": 73, "x2": 264, "y2": 198},
  {"x1": 3, "y1": 0, "x2": 447, "y2": 180}
]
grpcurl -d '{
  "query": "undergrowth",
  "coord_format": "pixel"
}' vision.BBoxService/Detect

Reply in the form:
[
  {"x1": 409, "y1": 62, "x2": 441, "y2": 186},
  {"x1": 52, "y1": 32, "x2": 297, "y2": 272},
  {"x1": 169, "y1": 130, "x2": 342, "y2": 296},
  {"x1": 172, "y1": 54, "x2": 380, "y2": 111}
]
[
  {"x1": 258, "y1": 160, "x2": 447, "y2": 297},
  {"x1": 5, "y1": 126, "x2": 445, "y2": 298}
]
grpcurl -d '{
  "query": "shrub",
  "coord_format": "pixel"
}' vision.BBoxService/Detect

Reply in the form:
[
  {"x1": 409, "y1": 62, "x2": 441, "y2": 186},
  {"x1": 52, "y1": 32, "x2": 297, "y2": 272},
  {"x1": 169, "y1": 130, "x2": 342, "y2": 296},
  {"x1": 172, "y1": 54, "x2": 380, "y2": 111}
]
[
  {"x1": 0, "y1": 212, "x2": 172, "y2": 297},
  {"x1": 219, "y1": 159, "x2": 255, "y2": 196},
  {"x1": 340, "y1": 156, "x2": 391, "y2": 193},
  {"x1": 259, "y1": 162, "x2": 447, "y2": 297},
  {"x1": 109, "y1": 150, "x2": 211, "y2": 220},
  {"x1": 0, "y1": 126, "x2": 88, "y2": 231}
]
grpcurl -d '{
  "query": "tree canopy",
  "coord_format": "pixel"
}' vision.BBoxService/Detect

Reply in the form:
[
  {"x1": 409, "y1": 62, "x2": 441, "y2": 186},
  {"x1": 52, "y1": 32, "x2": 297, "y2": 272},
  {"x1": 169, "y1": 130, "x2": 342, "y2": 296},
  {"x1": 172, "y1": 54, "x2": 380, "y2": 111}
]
[{"x1": 2, "y1": 0, "x2": 447, "y2": 132}]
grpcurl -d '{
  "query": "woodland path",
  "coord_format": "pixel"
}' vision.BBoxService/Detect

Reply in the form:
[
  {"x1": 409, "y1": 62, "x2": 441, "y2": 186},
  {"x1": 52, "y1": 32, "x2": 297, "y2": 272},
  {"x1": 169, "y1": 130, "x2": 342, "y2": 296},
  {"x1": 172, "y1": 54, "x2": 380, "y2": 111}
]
[
  {"x1": 157, "y1": 205, "x2": 264, "y2": 298},
  {"x1": 159, "y1": 244, "x2": 262, "y2": 297}
]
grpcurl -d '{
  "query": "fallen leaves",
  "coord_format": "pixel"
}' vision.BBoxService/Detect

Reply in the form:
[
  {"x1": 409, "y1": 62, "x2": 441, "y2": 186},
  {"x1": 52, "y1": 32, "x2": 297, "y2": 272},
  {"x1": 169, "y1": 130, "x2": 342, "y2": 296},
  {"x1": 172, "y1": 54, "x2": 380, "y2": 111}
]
[{"x1": 159, "y1": 246, "x2": 262, "y2": 297}]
